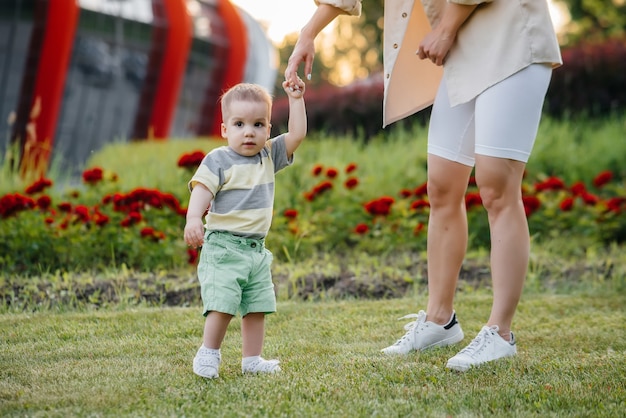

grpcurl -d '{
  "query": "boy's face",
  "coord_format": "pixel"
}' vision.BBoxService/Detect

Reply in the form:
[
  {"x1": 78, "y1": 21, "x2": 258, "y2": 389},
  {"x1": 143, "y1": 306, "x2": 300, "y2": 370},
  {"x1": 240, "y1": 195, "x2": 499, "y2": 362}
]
[{"x1": 221, "y1": 100, "x2": 271, "y2": 157}]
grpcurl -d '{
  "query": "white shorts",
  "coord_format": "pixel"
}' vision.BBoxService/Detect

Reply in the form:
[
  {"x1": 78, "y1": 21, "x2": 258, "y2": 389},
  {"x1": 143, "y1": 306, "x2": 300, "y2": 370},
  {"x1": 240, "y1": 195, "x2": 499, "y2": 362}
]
[{"x1": 427, "y1": 64, "x2": 553, "y2": 166}]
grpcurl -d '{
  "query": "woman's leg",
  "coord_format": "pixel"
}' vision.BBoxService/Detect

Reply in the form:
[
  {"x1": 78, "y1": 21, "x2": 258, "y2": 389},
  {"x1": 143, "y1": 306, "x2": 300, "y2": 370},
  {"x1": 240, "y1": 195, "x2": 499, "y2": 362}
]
[
  {"x1": 425, "y1": 78, "x2": 476, "y2": 325},
  {"x1": 473, "y1": 64, "x2": 553, "y2": 337},
  {"x1": 474, "y1": 156, "x2": 528, "y2": 339},
  {"x1": 425, "y1": 155, "x2": 473, "y2": 325}
]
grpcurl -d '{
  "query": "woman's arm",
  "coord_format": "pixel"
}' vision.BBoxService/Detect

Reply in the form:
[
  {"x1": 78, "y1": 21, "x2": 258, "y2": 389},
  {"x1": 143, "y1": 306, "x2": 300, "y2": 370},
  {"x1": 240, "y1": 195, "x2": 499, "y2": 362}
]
[{"x1": 284, "y1": 3, "x2": 353, "y2": 86}]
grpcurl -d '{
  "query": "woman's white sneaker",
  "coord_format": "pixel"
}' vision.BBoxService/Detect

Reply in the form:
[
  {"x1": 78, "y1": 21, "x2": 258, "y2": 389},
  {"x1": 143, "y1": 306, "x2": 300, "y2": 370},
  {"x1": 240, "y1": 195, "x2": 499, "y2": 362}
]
[
  {"x1": 446, "y1": 325, "x2": 517, "y2": 372},
  {"x1": 381, "y1": 310, "x2": 464, "y2": 355}
]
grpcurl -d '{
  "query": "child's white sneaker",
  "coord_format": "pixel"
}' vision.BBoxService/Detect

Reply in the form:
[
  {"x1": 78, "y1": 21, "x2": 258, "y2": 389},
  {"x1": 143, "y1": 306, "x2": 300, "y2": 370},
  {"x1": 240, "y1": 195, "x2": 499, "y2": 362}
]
[
  {"x1": 446, "y1": 325, "x2": 517, "y2": 372},
  {"x1": 242, "y1": 356, "x2": 281, "y2": 374},
  {"x1": 381, "y1": 310, "x2": 464, "y2": 355},
  {"x1": 193, "y1": 346, "x2": 221, "y2": 378}
]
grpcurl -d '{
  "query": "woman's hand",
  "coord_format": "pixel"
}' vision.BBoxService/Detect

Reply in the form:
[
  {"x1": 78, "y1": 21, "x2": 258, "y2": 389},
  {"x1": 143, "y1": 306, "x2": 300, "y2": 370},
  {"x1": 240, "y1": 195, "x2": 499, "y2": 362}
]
[
  {"x1": 417, "y1": 3, "x2": 477, "y2": 66},
  {"x1": 285, "y1": 36, "x2": 315, "y2": 88},
  {"x1": 284, "y1": 4, "x2": 346, "y2": 87},
  {"x1": 417, "y1": 26, "x2": 455, "y2": 66}
]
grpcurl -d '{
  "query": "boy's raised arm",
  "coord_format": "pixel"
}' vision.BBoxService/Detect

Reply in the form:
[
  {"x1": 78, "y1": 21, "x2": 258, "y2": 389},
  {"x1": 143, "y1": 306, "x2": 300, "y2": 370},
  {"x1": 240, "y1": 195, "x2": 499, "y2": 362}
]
[{"x1": 281, "y1": 80, "x2": 307, "y2": 159}]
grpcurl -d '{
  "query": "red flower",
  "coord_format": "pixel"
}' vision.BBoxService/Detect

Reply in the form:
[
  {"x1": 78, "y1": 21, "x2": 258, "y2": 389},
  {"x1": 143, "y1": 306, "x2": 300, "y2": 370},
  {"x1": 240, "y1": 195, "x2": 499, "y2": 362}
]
[
  {"x1": 592, "y1": 170, "x2": 613, "y2": 188},
  {"x1": 187, "y1": 248, "x2": 199, "y2": 264},
  {"x1": 24, "y1": 178, "x2": 53, "y2": 195},
  {"x1": 120, "y1": 211, "x2": 142, "y2": 227},
  {"x1": 128, "y1": 211, "x2": 142, "y2": 223},
  {"x1": 534, "y1": 176, "x2": 565, "y2": 192},
  {"x1": 311, "y1": 181, "x2": 333, "y2": 197},
  {"x1": 36, "y1": 195, "x2": 52, "y2": 210},
  {"x1": 560, "y1": 197, "x2": 574, "y2": 211},
  {"x1": 364, "y1": 196, "x2": 395, "y2": 216},
  {"x1": 354, "y1": 223, "x2": 369, "y2": 234},
  {"x1": 0, "y1": 193, "x2": 36, "y2": 217},
  {"x1": 414, "y1": 182, "x2": 428, "y2": 197},
  {"x1": 581, "y1": 192, "x2": 599, "y2": 206},
  {"x1": 606, "y1": 197, "x2": 625, "y2": 213},
  {"x1": 326, "y1": 168, "x2": 338, "y2": 178},
  {"x1": 399, "y1": 189, "x2": 412, "y2": 198},
  {"x1": 283, "y1": 209, "x2": 298, "y2": 219},
  {"x1": 311, "y1": 164, "x2": 323, "y2": 176},
  {"x1": 82, "y1": 167, "x2": 104, "y2": 185},
  {"x1": 345, "y1": 163, "x2": 357, "y2": 173},
  {"x1": 522, "y1": 195, "x2": 541, "y2": 217},
  {"x1": 344, "y1": 177, "x2": 359, "y2": 189},
  {"x1": 177, "y1": 151, "x2": 206, "y2": 169},
  {"x1": 410, "y1": 199, "x2": 430, "y2": 210},
  {"x1": 570, "y1": 181, "x2": 586, "y2": 196},
  {"x1": 465, "y1": 192, "x2": 482, "y2": 209},
  {"x1": 140, "y1": 227, "x2": 164, "y2": 241},
  {"x1": 44, "y1": 217, "x2": 54, "y2": 225},
  {"x1": 74, "y1": 205, "x2": 90, "y2": 222},
  {"x1": 413, "y1": 222, "x2": 425, "y2": 236},
  {"x1": 140, "y1": 227, "x2": 154, "y2": 237},
  {"x1": 93, "y1": 212, "x2": 109, "y2": 226},
  {"x1": 57, "y1": 202, "x2": 72, "y2": 212}
]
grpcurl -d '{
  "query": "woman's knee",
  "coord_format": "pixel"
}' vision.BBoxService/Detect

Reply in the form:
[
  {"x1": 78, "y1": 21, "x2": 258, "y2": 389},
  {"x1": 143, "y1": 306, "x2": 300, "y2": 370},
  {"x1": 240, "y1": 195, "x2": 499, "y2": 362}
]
[
  {"x1": 475, "y1": 157, "x2": 525, "y2": 213},
  {"x1": 427, "y1": 156, "x2": 472, "y2": 208}
]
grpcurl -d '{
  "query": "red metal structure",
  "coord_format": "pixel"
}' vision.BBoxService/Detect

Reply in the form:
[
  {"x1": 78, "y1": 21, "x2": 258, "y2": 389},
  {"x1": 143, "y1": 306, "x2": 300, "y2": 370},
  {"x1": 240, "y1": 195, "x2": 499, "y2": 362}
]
[{"x1": 0, "y1": 0, "x2": 275, "y2": 177}]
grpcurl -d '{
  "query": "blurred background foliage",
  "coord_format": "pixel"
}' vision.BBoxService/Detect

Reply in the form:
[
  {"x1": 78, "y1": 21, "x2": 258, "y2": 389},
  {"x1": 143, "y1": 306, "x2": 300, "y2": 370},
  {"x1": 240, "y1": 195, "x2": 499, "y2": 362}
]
[
  {"x1": 270, "y1": 0, "x2": 626, "y2": 136},
  {"x1": 274, "y1": 0, "x2": 625, "y2": 90}
]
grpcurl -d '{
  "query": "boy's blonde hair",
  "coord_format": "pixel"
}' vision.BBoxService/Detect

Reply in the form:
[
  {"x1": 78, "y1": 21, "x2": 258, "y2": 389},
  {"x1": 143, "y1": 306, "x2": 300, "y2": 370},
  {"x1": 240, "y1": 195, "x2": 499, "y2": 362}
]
[{"x1": 220, "y1": 83, "x2": 273, "y2": 119}]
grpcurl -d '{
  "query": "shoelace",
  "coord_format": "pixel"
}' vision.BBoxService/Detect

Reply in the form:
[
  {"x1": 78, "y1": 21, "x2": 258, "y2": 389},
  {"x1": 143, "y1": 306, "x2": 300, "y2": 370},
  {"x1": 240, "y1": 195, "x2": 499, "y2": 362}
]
[
  {"x1": 458, "y1": 326, "x2": 496, "y2": 356},
  {"x1": 392, "y1": 312, "x2": 426, "y2": 345}
]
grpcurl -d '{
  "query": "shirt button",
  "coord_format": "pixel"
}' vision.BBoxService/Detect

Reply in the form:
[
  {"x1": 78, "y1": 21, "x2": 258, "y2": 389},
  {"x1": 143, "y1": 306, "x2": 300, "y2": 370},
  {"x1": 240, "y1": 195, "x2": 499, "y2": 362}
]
[
  {"x1": 386, "y1": 73, "x2": 390, "y2": 79},
  {"x1": 402, "y1": 12, "x2": 407, "y2": 18},
  {"x1": 393, "y1": 43, "x2": 398, "y2": 49},
  {"x1": 251, "y1": 242, "x2": 257, "y2": 248}
]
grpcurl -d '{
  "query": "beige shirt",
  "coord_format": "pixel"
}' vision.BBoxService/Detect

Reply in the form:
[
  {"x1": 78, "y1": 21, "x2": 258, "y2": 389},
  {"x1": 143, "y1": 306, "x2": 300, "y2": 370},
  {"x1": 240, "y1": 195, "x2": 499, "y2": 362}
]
[{"x1": 315, "y1": 0, "x2": 563, "y2": 127}]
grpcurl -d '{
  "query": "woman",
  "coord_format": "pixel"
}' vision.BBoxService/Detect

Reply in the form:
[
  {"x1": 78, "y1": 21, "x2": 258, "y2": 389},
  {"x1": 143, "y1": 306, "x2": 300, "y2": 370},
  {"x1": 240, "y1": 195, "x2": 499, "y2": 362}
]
[{"x1": 285, "y1": 0, "x2": 562, "y2": 371}]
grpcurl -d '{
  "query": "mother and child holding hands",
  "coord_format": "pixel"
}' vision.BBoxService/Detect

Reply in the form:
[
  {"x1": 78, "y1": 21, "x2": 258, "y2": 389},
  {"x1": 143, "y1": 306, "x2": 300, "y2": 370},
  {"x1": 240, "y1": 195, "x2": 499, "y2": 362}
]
[{"x1": 185, "y1": 0, "x2": 562, "y2": 378}]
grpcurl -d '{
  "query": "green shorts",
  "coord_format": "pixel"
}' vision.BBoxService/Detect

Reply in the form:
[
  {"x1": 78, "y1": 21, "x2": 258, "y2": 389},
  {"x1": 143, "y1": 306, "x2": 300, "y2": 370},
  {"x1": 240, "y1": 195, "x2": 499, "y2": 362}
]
[{"x1": 197, "y1": 231, "x2": 276, "y2": 317}]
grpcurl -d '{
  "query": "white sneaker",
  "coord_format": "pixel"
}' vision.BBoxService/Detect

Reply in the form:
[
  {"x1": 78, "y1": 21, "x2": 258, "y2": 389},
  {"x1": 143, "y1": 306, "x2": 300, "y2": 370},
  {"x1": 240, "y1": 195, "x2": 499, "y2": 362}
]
[
  {"x1": 446, "y1": 325, "x2": 517, "y2": 372},
  {"x1": 381, "y1": 310, "x2": 464, "y2": 355},
  {"x1": 193, "y1": 346, "x2": 221, "y2": 378},
  {"x1": 242, "y1": 357, "x2": 281, "y2": 374}
]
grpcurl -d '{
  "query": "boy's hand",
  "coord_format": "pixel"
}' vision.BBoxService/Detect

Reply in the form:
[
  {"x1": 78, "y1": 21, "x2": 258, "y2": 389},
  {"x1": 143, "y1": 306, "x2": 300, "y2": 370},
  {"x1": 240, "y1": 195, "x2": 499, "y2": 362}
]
[
  {"x1": 283, "y1": 78, "x2": 305, "y2": 99},
  {"x1": 184, "y1": 217, "x2": 205, "y2": 248}
]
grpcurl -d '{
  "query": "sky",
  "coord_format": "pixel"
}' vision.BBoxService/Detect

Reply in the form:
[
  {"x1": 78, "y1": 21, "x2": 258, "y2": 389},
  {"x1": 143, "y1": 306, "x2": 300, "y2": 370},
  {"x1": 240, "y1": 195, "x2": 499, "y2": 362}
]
[
  {"x1": 230, "y1": 0, "x2": 569, "y2": 45},
  {"x1": 230, "y1": 0, "x2": 318, "y2": 44}
]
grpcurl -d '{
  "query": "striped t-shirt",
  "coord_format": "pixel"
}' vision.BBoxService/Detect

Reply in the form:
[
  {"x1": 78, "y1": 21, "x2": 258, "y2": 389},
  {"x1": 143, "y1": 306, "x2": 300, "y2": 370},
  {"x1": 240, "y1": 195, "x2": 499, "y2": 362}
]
[{"x1": 188, "y1": 135, "x2": 292, "y2": 239}]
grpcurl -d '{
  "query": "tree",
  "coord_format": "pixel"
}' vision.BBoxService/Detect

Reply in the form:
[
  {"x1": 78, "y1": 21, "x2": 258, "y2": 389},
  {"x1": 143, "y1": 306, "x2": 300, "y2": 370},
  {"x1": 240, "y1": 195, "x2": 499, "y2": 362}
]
[
  {"x1": 273, "y1": 0, "x2": 383, "y2": 91},
  {"x1": 557, "y1": 0, "x2": 626, "y2": 45}
]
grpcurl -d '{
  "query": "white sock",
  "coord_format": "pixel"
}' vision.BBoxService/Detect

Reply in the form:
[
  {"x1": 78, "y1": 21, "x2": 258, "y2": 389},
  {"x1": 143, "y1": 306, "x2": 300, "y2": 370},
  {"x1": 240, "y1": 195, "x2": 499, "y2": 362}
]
[
  {"x1": 199, "y1": 346, "x2": 220, "y2": 357},
  {"x1": 242, "y1": 355, "x2": 261, "y2": 366}
]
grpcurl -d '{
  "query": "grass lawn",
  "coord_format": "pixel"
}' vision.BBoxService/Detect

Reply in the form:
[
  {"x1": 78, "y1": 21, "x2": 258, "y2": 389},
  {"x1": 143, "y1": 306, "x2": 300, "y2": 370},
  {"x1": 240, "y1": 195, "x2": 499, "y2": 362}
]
[{"x1": 1, "y1": 289, "x2": 624, "y2": 417}]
